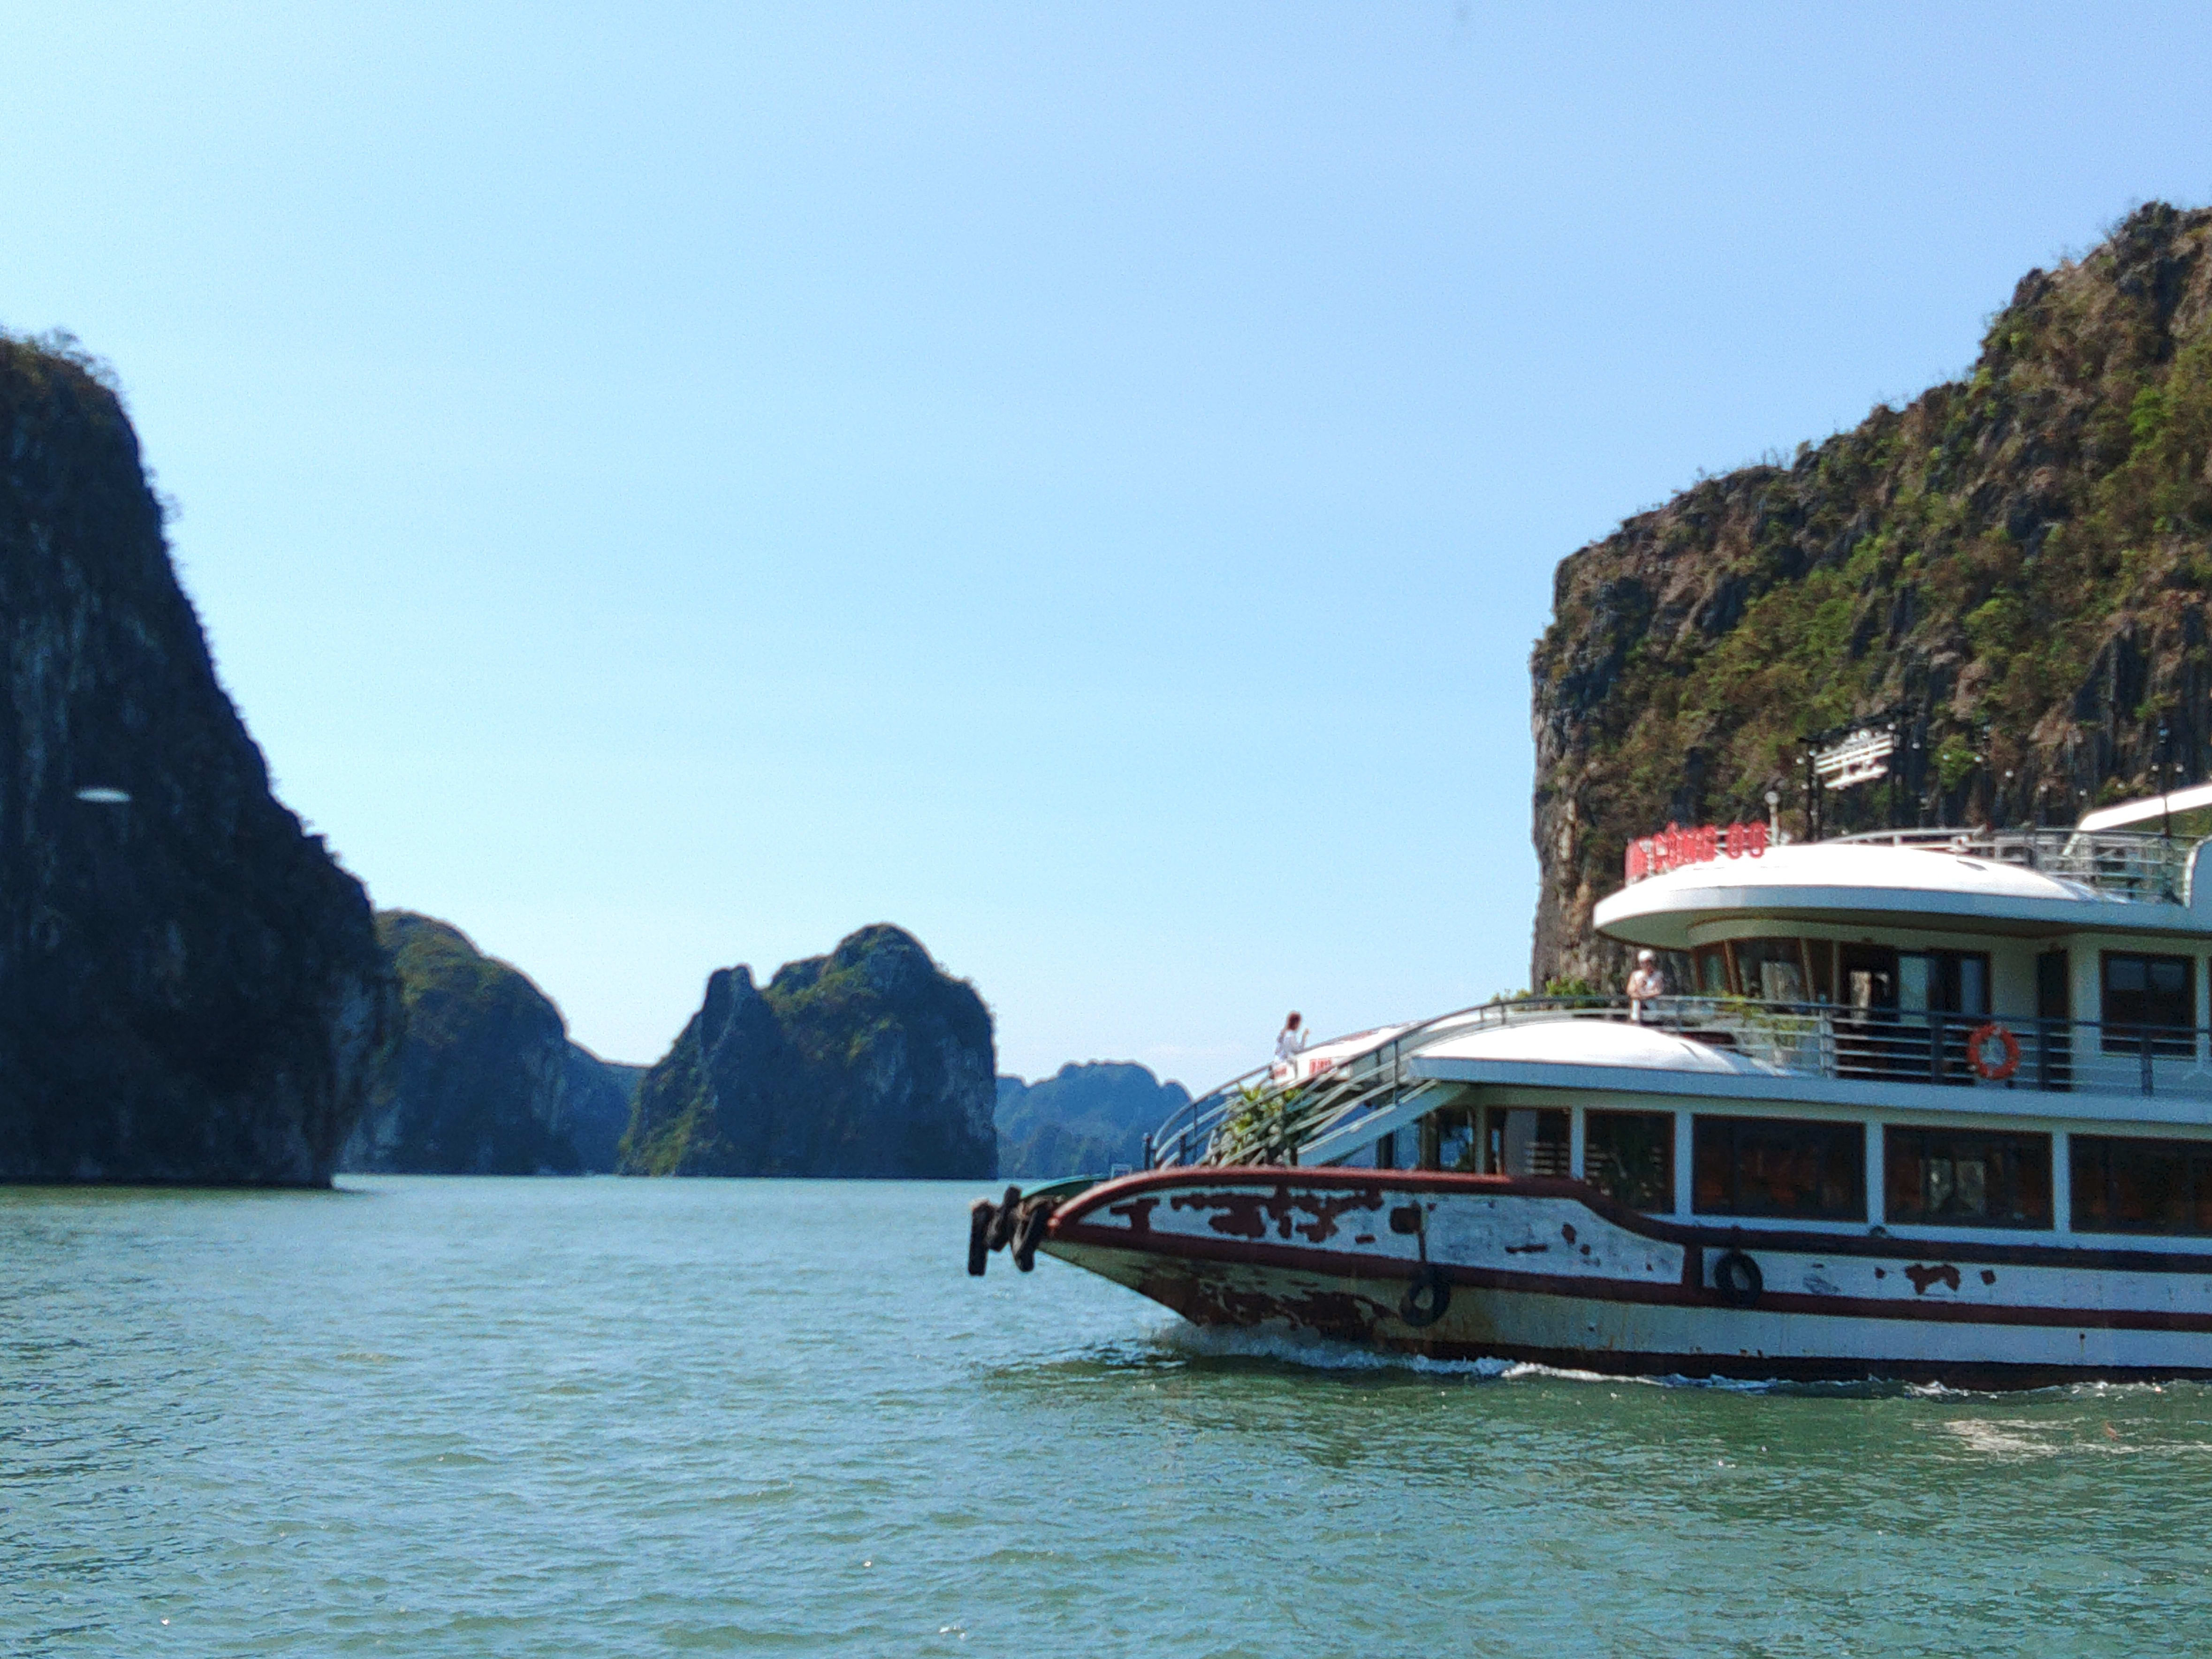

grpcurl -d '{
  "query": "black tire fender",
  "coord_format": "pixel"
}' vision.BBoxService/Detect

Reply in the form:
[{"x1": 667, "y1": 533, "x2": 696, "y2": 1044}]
[
  {"x1": 985, "y1": 1185, "x2": 1022, "y2": 1252},
  {"x1": 1712, "y1": 1248, "x2": 1763, "y2": 1308},
  {"x1": 1012, "y1": 1201, "x2": 1054, "y2": 1272},
  {"x1": 967, "y1": 1199, "x2": 994, "y2": 1277},
  {"x1": 1399, "y1": 1264, "x2": 1452, "y2": 1328}
]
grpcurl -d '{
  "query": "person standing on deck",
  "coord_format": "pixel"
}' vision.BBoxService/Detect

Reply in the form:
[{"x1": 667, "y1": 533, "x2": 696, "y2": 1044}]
[
  {"x1": 1275, "y1": 1012, "x2": 1307, "y2": 1062},
  {"x1": 1626, "y1": 951, "x2": 1666, "y2": 1024}
]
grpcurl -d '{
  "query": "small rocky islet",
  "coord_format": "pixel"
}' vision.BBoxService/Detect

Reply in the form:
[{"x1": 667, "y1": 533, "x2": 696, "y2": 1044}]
[{"x1": 14, "y1": 203, "x2": 2212, "y2": 1184}]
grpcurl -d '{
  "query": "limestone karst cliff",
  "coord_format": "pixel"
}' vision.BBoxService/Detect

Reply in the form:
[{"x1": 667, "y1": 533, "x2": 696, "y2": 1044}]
[
  {"x1": 1532, "y1": 203, "x2": 2212, "y2": 989},
  {"x1": 342, "y1": 913, "x2": 570, "y2": 1174},
  {"x1": 620, "y1": 923, "x2": 996, "y2": 1179},
  {"x1": 565, "y1": 1047, "x2": 644, "y2": 1174},
  {"x1": 342, "y1": 911, "x2": 644, "y2": 1175},
  {"x1": 0, "y1": 335, "x2": 397, "y2": 1184}
]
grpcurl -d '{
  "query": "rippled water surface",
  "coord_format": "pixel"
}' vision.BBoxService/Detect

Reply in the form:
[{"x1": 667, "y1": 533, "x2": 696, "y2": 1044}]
[{"x1": 7, "y1": 1177, "x2": 2212, "y2": 1655}]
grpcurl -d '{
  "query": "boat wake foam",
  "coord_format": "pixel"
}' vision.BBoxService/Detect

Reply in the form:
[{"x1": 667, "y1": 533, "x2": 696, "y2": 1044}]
[
  {"x1": 1149, "y1": 1320, "x2": 1520, "y2": 1378},
  {"x1": 1138, "y1": 1323, "x2": 2191, "y2": 1397}
]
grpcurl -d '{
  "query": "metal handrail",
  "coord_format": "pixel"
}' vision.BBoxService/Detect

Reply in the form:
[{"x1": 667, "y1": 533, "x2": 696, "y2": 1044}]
[
  {"x1": 1148, "y1": 997, "x2": 1605, "y2": 1170},
  {"x1": 1830, "y1": 827, "x2": 2195, "y2": 903},
  {"x1": 1148, "y1": 994, "x2": 2212, "y2": 1170}
]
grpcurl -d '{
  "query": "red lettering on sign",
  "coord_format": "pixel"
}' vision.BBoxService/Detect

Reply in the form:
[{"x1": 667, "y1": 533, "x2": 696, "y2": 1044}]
[{"x1": 1624, "y1": 819, "x2": 1774, "y2": 883}]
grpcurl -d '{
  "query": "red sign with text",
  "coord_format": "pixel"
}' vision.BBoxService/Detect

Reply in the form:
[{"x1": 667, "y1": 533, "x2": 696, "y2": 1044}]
[{"x1": 1624, "y1": 820, "x2": 1768, "y2": 884}]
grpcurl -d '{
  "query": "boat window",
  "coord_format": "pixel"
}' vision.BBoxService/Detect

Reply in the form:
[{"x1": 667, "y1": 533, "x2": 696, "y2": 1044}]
[
  {"x1": 1958, "y1": 956, "x2": 1988, "y2": 1017},
  {"x1": 1444, "y1": 1107, "x2": 1480, "y2": 1172},
  {"x1": 2101, "y1": 954, "x2": 2196, "y2": 1056},
  {"x1": 1694, "y1": 944, "x2": 1732, "y2": 997},
  {"x1": 1807, "y1": 939, "x2": 1835, "y2": 1004},
  {"x1": 1733, "y1": 938, "x2": 1809, "y2": 1004},
  {"x1": 1897, "y1": 953, "x2": 1931, "y2": 1012},
  {"x1": 1415, "y1": 1110, "x2": 1468, "y2": 1177},
  {"x1": 2037, "y1": 951, "x2": 2071, "y2": 1020},
  {"x1": 1897, "y1": 951, "x2": 1990, "y2": 1016},
  {"x1": 1840, "y1": 943, "x2": 1897, "y2": 1011},
  {"x1": 2071, "y1": 1134, "x2": 2212, "y2": 1234},
  {"x1": 1692, "y1": 1116, "x2": 1865, "y2": 1221},
  {"x1": 2036, "y1": 951, "x2": 2075, "y2": 1092},
  {"x1": 1884, "y1": 1127, "x2": 2051, "y2": 1228},
  {"x1": 1497, "y1": 1108, "x2": 1570, "y2": 1177},
  {"x1": 1584, "y1": 1110, "x2": 1674, "y2": 1212}
]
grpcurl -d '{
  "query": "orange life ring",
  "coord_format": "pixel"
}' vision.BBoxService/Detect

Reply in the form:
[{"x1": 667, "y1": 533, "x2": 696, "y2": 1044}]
[{"x1": 1969, "y1": 1020, "x2": 2020, "y2": 1081}]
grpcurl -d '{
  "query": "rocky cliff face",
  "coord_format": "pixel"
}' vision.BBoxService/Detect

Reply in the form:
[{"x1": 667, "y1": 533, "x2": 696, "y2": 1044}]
[
  {"x1": 565, "y1": 1047, "x2": 643, "y2": 1175},
  {"x1": 621, "y1": 924, "x2": 996, "y2": 1178},
  {"x1": 1532, "y1": 203, "x2": 2212, "y2": 989},
  {"x1": 342, "y1": 912, "x2": 590, "y2": 1174},
  {"x1": 996, "y1": 1061, "x2": 1190, "y2": 1178},
  {"x1": 0, "y1": 335, "x2": 397, "y2": 1184}
]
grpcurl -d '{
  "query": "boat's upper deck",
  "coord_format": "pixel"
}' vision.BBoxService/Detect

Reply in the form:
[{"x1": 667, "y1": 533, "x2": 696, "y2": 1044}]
[
  {"x1": 1145, "y1": 799, "x2": 2212, "y2": 1178},
  {"x1": 1595, "y1": 827, "x2": 2212, "y2": 948}
]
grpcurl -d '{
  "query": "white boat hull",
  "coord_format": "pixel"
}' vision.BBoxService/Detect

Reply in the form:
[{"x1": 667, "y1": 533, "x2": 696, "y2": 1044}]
[{"x1": 1044, "y1": 1168, "x2": 2212, "y2": 1385}]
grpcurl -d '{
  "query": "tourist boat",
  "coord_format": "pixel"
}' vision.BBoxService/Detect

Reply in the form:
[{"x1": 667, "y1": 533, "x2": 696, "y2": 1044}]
[{"x1": 971, "y1": 789, "x2": 2212, "y2": 1384}]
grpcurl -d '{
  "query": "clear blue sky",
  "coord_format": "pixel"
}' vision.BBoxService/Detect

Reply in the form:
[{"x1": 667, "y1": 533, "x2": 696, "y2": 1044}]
[{"x1": 7, "y1": 4, "x2": 2212, "y2": 1084}]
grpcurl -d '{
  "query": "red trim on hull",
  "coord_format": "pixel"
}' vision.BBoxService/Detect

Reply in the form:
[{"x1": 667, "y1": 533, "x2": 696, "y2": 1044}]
[
  {"x1": 1057, "y1": 1166, "x2": 2212, "y2": 1275},
  {"x1": 1080, "y1": 1246, "x2": 2212, "y2": 1385}
]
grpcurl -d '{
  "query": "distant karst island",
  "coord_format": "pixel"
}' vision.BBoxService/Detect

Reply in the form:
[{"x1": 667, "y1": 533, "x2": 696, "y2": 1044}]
[
  {"x1": 996, "y1": 1062, "x2": 1191, "y2": 1178},
  {"x1": 341, "y1": 912, "x2": 638, "y2": 1177},
  {"x1": 620, "y1": 923, "x2": 997, "y2": 1179},
  {"x1": 357, "y1": 910, "x2": 1188, "y2": 1181}
]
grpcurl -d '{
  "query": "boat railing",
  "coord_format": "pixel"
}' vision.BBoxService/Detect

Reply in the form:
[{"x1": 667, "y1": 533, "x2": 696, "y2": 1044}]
[
  {"x1": 1145, "y1": 995, "x2": 2212, "y2": 1170},
  {"x1": 1829, "y1": 827, "x2": 2196, "y2": 904},
  {"x1": 1146, "y1": 1001, "x2": 1506, "y2": 1172}
]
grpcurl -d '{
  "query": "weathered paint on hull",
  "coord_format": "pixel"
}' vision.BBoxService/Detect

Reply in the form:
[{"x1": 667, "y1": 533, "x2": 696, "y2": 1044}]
[{"x1": 1042, "y1": 1168, "x2": 2212, "y2": 1385}]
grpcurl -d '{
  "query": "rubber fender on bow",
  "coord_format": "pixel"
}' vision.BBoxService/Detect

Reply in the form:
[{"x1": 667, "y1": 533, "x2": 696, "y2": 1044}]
[
  {"x1": 1399, "y1": 1264, "x2": 1452, "y2": 1328},
  {"x1": 967, "y1": 1199, "x2": 994, "y2": 1277},
  {"x1": 1711, "y1": 1248, "x2": 1763, "y2": 1308},
  {"x1": 985, "y1": 1185, "x2": 1022, "y2": 1252},
  {"x1": 1012, "y1": 1200, "x2": 1055, "y2": 1272}
]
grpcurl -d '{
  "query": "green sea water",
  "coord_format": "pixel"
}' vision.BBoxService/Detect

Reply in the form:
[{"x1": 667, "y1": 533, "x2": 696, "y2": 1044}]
[{"x1": 5, "y1": 1175, "x2": 2211, "y2": 1657}]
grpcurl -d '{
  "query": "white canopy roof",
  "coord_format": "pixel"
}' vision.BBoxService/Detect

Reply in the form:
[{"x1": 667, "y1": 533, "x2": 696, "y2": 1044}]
[
  {"x1": 2076, "y1": 783, "x2": 2212, "y2": 833},
  {"x1": 1411, "y1": 1016, "x2": 1772, "y2": 1075},
  {"x1": 1593, "y1": 838, "x2": 2209, "y2": 948}
]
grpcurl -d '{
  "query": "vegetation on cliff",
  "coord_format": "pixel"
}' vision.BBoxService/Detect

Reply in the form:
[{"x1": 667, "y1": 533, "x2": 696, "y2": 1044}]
[
  {"x1": 1532, "y1": 203, "x2": 2212, "y2": 987},
  {"x1": 620, "y1": 924, "x2": 996, "y2": 1178},
  {"x1": 996, "y1": 1062, "x2": 1190, "y2": 1178},
  {"x1": 0, "y1": 333, "x2": 397, "y2": 1184},
  {"x1": 342, "y1": 912, "x2": 627, "y2": 1174}
]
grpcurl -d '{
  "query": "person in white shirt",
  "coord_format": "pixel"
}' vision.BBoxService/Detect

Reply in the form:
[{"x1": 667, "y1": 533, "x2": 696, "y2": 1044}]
[
  {"x1": 1625, "y1": 951, "x2": 1666, "y2": 1024},
  {"x1": 1275, "y1": 1012, "x2": 1307, "y2": 1062}
]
